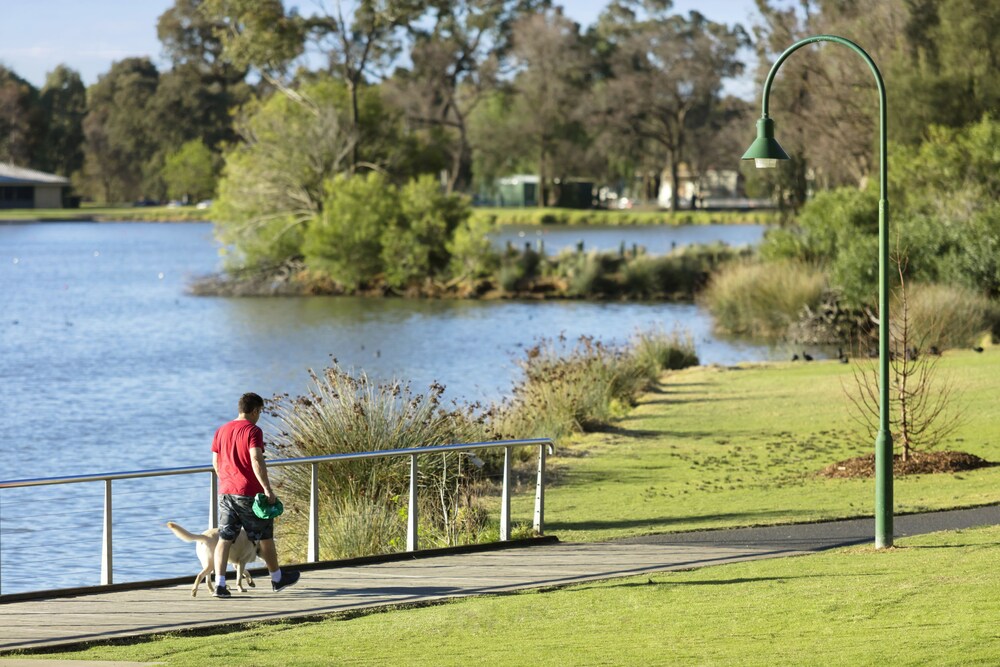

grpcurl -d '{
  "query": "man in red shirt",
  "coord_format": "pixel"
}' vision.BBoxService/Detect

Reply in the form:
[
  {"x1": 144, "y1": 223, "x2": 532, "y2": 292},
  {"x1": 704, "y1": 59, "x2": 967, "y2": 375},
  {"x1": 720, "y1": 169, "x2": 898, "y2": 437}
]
[{"x1": 211, "y1": 392, "x2": 299, "y2": 598}]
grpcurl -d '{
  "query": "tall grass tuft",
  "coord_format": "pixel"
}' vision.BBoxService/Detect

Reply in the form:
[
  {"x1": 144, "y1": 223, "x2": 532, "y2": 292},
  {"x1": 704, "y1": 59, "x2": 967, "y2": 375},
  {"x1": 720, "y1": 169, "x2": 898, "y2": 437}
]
[
  {"x1": 267, "y1": 328, "x2": 698, "y2": 561},
  {"x1": 702, "y1": 259, "x2": 827, "y2": 338},
  {"x1": 268, "y1": 367, "x2": 492, "y2": 561},
  {"x1": 901, "y1": 283, "x2": 996, "y2": 350},
  {"x1": 494, "y1": 330, "x2": 699, "y2": 442}
]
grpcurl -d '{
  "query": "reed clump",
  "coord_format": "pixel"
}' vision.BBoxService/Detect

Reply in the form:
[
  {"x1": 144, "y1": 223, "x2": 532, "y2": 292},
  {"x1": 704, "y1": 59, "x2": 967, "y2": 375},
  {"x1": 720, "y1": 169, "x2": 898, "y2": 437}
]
[
  {"x1": 268, "y1": 329, "x2": 699, "y2": 561},
  {"x1": 701, "y1": 259, "x2": 827, "y2": 338}
]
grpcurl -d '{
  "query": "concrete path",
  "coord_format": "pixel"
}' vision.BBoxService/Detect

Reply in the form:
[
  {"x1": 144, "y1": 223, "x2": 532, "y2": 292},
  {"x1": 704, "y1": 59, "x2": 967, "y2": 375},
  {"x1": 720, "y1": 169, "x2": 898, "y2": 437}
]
[{"x1": 1, "y1": 505, "x2": 997, "y2": 654}]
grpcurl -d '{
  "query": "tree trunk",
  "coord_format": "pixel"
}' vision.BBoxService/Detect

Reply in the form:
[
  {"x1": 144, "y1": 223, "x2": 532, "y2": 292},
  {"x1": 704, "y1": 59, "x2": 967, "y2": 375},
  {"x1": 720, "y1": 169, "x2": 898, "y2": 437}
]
[
  {"x1": 669, "y1": 154, "x2": 680, "y2": 211},
  {"x1": 347, "y1": 78, "x2": 360, "y2": 174},
  {"x1": 538, "y1": 144, "x2": 548, "y2": 207}
]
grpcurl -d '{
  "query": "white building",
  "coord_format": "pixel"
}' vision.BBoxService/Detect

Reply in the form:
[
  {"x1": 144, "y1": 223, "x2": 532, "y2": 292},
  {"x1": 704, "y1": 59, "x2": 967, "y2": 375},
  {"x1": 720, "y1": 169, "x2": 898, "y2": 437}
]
[{"x1": 0, "y1": 163, "x2": 71, "y2": 209}]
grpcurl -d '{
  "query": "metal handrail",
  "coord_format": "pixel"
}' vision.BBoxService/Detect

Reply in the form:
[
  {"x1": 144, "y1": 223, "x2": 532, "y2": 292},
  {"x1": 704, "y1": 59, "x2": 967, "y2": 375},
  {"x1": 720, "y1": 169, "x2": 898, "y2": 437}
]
[{"x1": 0, "y1": 438, "x2": 553, "y2": 587}]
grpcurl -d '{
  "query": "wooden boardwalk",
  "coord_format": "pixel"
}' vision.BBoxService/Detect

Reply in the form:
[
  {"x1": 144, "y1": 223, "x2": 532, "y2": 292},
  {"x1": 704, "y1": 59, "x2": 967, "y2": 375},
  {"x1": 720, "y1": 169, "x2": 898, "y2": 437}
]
[{"x1": 0, "y1": 540, "x2": 799, "y2": 652}]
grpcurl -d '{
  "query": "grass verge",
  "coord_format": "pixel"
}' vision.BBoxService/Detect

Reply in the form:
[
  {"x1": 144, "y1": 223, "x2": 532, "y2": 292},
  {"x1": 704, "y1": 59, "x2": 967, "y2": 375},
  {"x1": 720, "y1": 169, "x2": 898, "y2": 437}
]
[
  {"x1": 0, "y1": 205, "x2": 210, "y2": 222},
  {"x1": 24, "y1": 526, "x2": 1000, "y2": 665},
  {"x1": 473, "y1": 206, "x2": 778, "y2": 226}
]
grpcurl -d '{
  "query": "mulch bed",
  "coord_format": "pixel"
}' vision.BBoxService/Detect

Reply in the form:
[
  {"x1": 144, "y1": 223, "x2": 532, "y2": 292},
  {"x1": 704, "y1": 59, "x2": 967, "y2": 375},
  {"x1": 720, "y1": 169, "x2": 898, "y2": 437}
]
[{"x1": 818, "y1": 450, "x2": 994, "y2": 478}]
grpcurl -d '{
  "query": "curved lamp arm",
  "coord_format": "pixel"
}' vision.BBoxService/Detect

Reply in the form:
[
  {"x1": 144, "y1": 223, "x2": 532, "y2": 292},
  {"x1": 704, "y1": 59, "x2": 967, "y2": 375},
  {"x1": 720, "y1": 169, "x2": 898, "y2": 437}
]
[{"x1": 758, "y1": 34, "x2": 887, "y2": 196}]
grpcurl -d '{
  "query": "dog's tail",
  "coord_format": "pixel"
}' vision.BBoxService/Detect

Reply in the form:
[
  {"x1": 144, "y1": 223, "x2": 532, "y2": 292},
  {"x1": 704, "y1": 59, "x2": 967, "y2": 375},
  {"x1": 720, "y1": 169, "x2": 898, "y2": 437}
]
[{"x1": 166, "y1": 521, "x2": 211, "y2": 544}]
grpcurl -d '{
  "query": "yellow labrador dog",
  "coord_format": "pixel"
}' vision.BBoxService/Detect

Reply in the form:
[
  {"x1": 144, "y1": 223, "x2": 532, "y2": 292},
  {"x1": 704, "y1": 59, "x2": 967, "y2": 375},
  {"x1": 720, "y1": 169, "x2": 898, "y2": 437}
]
[{"x1": 166, "y1": 521, "x2": 260, "y2": 597}]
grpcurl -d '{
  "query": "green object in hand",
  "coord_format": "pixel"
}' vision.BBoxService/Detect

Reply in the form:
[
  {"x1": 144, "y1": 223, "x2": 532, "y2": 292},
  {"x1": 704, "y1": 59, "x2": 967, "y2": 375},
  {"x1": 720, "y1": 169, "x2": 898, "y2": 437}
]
[{"x1": 252, "y1": 493, "x2": 284, "y2": 519}]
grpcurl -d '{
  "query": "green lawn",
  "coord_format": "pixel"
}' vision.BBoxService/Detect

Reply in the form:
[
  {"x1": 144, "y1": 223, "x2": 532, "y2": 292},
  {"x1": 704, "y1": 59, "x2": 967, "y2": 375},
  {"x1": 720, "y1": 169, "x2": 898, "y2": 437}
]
[
  {"x1": 513, "y1": 349, "x2": 1000, "y2": 543},
  {"x1": 473, "y1": 206, "x2": 779, "y2": 226},
  {"x1": 23, "y1": 526, "x2": 1000, "y2": 665},
  {"x1": 12, "y1": 349, "x2": 1000, "y2": 664},
  {"x1": 0, "y1": 205, "x2": 209, "y2": 222}
]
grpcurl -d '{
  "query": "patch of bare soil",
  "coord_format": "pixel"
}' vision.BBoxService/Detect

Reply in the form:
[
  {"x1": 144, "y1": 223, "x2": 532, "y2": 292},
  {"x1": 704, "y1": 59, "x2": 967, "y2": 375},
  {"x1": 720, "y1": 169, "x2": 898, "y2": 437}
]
[{"x1": 818, "y1": 450, "x2": 994, "y2": 478}]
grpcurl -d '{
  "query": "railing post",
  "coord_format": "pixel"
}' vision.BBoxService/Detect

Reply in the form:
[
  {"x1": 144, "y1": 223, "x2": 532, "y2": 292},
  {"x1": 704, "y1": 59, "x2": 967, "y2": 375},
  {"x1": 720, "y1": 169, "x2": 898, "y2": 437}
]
[
  {"x1": 533, "y1": 443, "x2": 547, "y2": 535},
  {"x1": 101, "y1": 479, "x2": 113, "y2": 585},
  {"x1": 308, "y1": 462, "x2": 319, "y2": 563},
  {"x1": 407, "y1": 454, "x2": 419, "y2": 551},
  {"x1": 500, "y1": 446, "x2": 512, "y2": 541},
  {"x1": 209, "y1": 471, "x2": 218, "y2": 529}
]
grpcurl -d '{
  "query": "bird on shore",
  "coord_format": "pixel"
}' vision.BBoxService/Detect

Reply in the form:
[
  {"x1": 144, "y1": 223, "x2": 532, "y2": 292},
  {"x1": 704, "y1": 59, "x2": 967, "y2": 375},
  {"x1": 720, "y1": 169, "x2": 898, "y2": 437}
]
[
  {"x1": 802, "y1": 352, "x2": 813, "y2": 361},
  {"x1": 929, "y1": 345, "x2": 941, "y2": 356},
  {"x1": 973, "y1": 346, "x2": 984, "y2": 353}
]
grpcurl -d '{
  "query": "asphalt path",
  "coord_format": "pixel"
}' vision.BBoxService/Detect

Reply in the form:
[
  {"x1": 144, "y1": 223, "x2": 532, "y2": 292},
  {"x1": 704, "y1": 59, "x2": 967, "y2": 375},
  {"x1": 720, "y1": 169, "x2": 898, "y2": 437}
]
[{"x1": 618, "y1": 504, "x2": 1000, "y2": 551}]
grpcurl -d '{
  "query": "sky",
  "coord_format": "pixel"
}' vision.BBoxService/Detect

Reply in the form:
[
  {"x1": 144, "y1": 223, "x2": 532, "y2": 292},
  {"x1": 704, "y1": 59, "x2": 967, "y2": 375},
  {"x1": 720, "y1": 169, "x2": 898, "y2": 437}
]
[{"x1": 0, "y1": 0, "x2": 763, "y2": 97}]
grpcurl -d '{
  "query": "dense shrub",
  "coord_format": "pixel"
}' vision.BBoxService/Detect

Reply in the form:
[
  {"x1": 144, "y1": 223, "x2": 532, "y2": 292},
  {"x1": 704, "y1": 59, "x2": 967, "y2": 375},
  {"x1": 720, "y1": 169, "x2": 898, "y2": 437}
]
[
  {"x1": 702, "y1": 260, "x2": 827, "y2": 337},
  {"x1": 494, "y1": 331, "x2": 699, "y2": 442},
  {"x1": 902, "y1": 283, "x2": 997, "y2": 350},
  {"x1": 756, "y1": 116, "x2": 1000, "y2": 309}
]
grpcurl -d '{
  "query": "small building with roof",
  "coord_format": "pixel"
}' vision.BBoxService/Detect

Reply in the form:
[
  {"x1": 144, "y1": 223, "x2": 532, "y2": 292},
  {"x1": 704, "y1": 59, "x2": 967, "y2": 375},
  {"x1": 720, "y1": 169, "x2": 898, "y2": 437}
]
[{"x1": 0, "y1": 163, "x2": 71, "y2": 209}]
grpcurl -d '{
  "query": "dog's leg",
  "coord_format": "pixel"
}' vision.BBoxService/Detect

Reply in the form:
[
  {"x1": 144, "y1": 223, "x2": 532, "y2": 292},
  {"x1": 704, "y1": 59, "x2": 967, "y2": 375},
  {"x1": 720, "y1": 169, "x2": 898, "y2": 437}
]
[
  {"x1": 236, "y1": 562, "x2": 248, "y2": 593},
  {"x1": 193, "y1": 564, "x2": 212, "y2": 597}
]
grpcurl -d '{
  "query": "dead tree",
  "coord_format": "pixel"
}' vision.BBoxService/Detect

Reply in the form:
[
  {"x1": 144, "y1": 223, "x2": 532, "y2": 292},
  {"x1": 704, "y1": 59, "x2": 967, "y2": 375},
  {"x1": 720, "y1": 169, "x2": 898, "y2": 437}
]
[{"x1": 844, "y1": 255, "x2": 964, "y2": 461}]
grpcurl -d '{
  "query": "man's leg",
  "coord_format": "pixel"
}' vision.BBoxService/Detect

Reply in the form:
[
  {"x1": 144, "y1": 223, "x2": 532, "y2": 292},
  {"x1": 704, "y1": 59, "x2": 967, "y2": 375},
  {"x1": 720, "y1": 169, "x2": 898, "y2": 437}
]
[
  {"x1": 258, "y1": 538, "x2": 299, "y2": 591},
  {"x1": 258, "y1": 538, "x2": 279, "y2": 571},
  {"x1": 214, "y1": 538, "x2": 233, "y2": 592}
]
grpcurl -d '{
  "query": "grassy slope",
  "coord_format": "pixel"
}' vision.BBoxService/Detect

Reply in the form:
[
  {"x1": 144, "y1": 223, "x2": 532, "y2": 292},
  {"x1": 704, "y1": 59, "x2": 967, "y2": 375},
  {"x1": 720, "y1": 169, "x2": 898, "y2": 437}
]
[
  {"x1": 523, "y1": 349, "x2": 1000, "y2": 542},
  {"x1": 20, "y1": 350, "x2": 1000, "y2": 664}
]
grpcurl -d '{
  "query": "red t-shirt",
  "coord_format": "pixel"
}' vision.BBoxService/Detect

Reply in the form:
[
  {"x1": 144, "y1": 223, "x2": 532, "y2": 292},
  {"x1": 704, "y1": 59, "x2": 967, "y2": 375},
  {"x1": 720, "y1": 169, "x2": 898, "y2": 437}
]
[{"x1": 211, "y1": 419, "x2": 266, "y2": 496}]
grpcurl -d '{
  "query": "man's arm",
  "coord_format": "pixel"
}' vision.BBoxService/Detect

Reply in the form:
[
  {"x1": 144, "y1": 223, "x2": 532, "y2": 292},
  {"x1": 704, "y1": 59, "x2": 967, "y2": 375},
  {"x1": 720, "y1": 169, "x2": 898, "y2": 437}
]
[
  {"x1": 250, "y1": 447, "x2": 276, "y2": 504},
  {"x1": 212, "y1": 452, "x2": 220, "y2": 477}
]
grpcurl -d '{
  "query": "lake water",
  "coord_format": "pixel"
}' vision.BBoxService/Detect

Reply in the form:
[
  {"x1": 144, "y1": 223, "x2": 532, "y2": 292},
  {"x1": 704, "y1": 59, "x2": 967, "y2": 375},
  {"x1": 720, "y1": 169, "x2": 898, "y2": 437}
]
[{"x1": 0, "y1": 220, "x2": 789, "y2": 594}]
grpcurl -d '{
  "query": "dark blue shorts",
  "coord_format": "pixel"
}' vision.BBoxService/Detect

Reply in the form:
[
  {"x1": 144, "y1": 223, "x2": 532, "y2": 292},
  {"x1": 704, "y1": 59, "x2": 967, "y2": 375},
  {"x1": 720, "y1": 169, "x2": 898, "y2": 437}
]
[{"x1": 218, "y1": 493, "x2": 274, "y2": 542}]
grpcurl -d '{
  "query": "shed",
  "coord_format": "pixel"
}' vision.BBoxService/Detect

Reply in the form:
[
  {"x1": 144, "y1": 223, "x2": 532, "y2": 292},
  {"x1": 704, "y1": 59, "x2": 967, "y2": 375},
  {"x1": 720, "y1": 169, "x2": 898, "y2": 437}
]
[
  {"x1": 0, "y1": 163, "x2": 71, "y2": 209},
  {"x1": 495, "y1": 175, "x2": 595, "y2": 209}
]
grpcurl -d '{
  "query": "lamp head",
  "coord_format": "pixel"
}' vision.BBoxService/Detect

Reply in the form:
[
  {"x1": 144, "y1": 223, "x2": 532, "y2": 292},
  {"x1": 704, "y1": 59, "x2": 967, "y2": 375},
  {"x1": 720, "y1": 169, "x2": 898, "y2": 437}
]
[{"x1": 742, "y1": 117, "x2": 789, "y2": 168}]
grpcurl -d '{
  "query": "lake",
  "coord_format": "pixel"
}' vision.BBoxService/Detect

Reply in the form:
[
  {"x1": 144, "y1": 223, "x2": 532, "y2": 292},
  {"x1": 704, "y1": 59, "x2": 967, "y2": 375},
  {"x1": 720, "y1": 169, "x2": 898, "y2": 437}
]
[{"x1": 0, "y1": 220, "x2": 789, "y2": 594}]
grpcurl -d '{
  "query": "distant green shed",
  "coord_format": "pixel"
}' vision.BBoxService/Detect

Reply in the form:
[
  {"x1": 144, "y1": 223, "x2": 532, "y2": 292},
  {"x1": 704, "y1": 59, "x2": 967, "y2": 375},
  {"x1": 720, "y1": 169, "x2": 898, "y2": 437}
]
[{"x1": 495, "y1": 175, "x2": 594, "y2": 209}]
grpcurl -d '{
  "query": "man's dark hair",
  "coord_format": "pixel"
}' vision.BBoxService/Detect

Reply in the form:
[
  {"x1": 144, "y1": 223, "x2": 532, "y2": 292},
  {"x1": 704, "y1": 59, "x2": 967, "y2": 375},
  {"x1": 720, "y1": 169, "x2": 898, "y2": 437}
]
[{"x1": 238, "y1": 392, "x2": 265, "y2": 414}]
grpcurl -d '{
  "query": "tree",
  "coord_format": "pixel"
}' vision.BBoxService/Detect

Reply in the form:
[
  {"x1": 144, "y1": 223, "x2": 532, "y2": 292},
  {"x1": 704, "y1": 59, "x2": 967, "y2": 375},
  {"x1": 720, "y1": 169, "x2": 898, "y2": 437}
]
[
  {"x1": 81, "y1": 58, "x2": 161, "y2": 202},
  {"x1": 163, "y1": 139, "x2": 218, "y2": 202},
  {"x1": 505, "y1": 8, "x2": 592, "y2": 207},
  {"x1": 204, "y1": 0, "x2": 425, "y2": 172},
  {"x1": 846, "y1": 255, "x2": 963, "y2": 462},
  {"x1": 386, "y1": 0, "x2": 543, "y2": 193},
  {"x1": 156, "y1": 0, "x2": 251, "y2": 150},
  {"x1": 598, "y1": 3, "x2": 748, "y2": 209},
  {"x1": 213, "y1": 77, "x2": 358, "y2": 268},
  {"x1": 0, "y1": 66, "x2": 44, "y2": 167},
  {"x1": 37, "y1": 65, "x2": 86, "y2": 177}
]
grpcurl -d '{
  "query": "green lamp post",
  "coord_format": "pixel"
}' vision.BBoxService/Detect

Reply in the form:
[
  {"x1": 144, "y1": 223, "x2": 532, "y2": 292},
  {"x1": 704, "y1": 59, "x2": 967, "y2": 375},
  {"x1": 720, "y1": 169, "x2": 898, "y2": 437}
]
[{"x1": 743, "y1": 35, "x2": 893, "y2": 549}]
